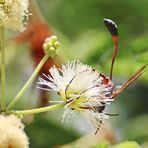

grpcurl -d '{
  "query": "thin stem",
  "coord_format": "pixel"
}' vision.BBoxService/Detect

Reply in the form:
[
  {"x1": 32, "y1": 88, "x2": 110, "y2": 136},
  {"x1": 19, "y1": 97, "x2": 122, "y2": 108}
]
[
  {"x1": 7, "y1": 54, "x2": 50, "y2": 109},
  {"x1": 14, "y1": 103, "x2": 64, "y2": 115},
  {"x1": 0, "y1": 27, "x2": 6, "y2": 110}
]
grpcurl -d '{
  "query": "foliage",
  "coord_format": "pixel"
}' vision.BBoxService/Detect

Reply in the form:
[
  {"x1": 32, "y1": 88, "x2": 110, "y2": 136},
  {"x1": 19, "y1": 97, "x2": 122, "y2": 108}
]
[{"x1": 25, "y1": 114, "x2": 79, "y2": 147}]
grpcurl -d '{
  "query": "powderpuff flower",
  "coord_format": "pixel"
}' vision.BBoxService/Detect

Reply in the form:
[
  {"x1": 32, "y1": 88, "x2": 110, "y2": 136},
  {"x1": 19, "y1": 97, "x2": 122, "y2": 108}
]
[
  {"x1": 0, "y1": 0, "x2": 29, "y2": 31},
  {"x1": 0, "y1": 114, "x2": 29, "y2": 148},
  {"x1": 38, "y1": 61, "x2": 114, "y2": 131}
]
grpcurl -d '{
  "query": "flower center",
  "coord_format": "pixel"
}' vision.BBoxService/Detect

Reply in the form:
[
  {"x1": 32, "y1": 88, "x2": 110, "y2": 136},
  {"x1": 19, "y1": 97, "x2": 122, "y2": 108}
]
[{"x1": 63, "y1": 89, "x2": 88, "y2": 112}]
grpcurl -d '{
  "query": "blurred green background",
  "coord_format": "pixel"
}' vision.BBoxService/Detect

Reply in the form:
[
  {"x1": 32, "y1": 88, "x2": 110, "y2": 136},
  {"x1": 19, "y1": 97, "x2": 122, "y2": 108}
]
[{"x1": 3, "y1": 0, "x2": 148, "y2": 147}]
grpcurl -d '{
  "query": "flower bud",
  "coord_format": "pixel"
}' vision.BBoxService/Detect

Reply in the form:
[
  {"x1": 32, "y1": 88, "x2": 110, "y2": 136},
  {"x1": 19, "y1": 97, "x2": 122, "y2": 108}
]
[
  {"x1": 54, "y1": 41, "x2": 60, "y2": 48},
  {"x1": 43, "y1": 35, "x2": 60, "y2": 57}
]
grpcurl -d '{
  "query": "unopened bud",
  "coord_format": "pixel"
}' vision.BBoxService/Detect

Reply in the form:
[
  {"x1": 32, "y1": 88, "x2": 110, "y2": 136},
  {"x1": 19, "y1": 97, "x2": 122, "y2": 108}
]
[
  {"x1": 50, "y1": 46, "x2": 56, "y2": 51},
  {"x1": 50, "y1": 35, "x2": 58, "y2": 42},
  {"x1": 43, "y1": 35, "x2": 60, "y2": 57},
  {"x1": 43, "y1": 43, "x2": 48, "y2": 50},
  {"x1": 54, "y1": 41, "x2": 60, "y2": 48}
]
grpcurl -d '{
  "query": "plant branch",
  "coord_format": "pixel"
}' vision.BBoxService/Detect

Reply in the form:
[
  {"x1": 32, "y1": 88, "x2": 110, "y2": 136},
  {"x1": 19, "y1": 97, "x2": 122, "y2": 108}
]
[
  {"x1": 7, "y1": 54, "x2": 50, "y2": 109},
  {"x1": 0, "y1": 27, "x2": 6, "y2": 110},
  {"x1": 14, "y1": 103, "x2": 64, "y2": 115}
]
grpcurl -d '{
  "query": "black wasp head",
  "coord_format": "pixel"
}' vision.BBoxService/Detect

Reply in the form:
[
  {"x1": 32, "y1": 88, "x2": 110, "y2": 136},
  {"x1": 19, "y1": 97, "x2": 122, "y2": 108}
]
[{"x1": 104, "y1": 18, "x2": 118, "y2": 36}]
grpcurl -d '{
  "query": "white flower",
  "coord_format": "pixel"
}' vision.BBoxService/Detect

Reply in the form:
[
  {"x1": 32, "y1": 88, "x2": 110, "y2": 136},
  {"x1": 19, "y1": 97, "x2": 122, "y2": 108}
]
[
  {"x1": 0, "y1": 0, "x2": 29, "y2": 31},
  {"x1": 0, "y1": 114, "x2": 29, "y2": 148},
  {"x1": 38, "y1": 61, "x2": 114, "y2": 130}
]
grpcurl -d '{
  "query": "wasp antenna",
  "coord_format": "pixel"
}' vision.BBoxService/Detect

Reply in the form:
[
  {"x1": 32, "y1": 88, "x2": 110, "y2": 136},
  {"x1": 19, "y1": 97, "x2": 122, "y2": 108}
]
[
  {"x1": 112, "y1": 65, "x2": 146, "y2": 98},
  {"x1": 104, "y1": 19, "x2": 118, "y2": 80}
]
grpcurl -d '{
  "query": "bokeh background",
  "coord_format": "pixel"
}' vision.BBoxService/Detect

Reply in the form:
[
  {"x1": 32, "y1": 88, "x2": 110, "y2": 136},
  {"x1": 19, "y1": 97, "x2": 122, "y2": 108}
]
[{"x1": 4, "y1": 0, "x2": 148, "y2": 147}]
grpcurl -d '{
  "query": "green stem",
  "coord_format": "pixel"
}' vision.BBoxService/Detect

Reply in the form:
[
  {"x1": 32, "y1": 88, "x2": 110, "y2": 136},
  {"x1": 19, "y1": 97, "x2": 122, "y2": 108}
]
[
  {"x1": 0, "y1": 27, "x2": 6, "y2": 110},
  {"x1": 7, "y1": 54, "x2": 50, "y2": 109},
  {"x1": 14, "y1": 103, "x2": 64, "y2": 115}
]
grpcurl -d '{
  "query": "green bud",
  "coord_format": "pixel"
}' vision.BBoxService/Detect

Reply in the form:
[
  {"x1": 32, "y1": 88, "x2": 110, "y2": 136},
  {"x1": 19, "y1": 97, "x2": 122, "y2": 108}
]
[
  {"x1": 50, "y1": 35, "x2": 58, "y2": 42},
  {"x1": 45, "y1": 37, "x2": 51, "y2": 43},
  {"x1": 48, "y1": 41, "x2": 53, "y2": 47},
  {"x1": 50, "y1": 46, "x2": 56, "y2": 51},
  {"x1": 54, "y1": 41, "x2": 60, "y2": 48},
  {"x1": 43, "y1": 43, "x2": 48, "y2": 50},
  {"x1": 43, "y1": 35, "x2": 60, "y2": 57}
]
